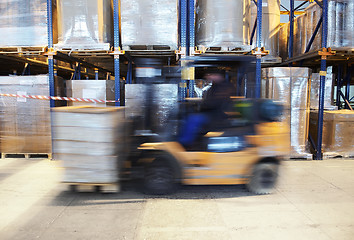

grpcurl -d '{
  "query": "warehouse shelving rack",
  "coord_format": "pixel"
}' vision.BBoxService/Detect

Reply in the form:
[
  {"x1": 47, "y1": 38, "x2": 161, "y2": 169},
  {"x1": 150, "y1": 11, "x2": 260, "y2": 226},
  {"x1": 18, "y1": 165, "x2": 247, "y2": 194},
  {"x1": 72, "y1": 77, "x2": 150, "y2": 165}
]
[{"x1": 280, "y1": 0, "x2": 353, "y2": 160}]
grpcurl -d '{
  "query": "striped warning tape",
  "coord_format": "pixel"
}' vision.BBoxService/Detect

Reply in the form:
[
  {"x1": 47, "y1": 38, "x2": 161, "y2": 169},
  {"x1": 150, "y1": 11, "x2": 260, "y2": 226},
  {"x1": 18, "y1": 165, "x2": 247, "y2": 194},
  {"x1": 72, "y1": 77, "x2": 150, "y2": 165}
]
[{"x1": 0, "y1": 93, "x2": 119, "y2": 103}]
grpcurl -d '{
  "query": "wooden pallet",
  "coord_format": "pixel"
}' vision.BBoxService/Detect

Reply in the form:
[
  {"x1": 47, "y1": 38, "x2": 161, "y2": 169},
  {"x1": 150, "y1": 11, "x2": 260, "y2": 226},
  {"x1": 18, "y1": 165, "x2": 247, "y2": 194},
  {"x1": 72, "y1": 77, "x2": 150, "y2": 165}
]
[
  {"x1": 1, "y1": 153, "x2": 52, "y2": 159},
  {"x1": 0, "y1": 46, "x2": 47, "y2": 55},
  {"x1": 65, "y1": 182, "x2": 121, "y2": 193},
  {"x1": 122, "y1": 45, "x2": 175, "y2": 51},
  {"x1": 322, "y1": 152, "x2": 354, "y2": 159},
  {"x1": 197, "y1": 45, "x2": 251, "y2": 54},
  {"x1": 54, "y1": 44, "x2": 111, "y2": 57}
]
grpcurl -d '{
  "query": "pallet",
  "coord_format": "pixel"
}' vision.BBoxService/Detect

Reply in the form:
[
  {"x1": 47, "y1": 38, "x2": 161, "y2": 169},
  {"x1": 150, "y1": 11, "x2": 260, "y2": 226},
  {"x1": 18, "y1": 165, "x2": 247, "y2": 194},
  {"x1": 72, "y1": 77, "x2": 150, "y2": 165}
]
[
  {"x1": 122, "y1": 45, "x2": 175, "y2": 51},
  {"x1": 54, "y1": 44, "x2": 111, "y2": 57},
  {"x1": 0, "y1": 46, "x2": 47, "y2": 55},
  {"x1": 65, "y1": 182, "x2": 121, "y2": 193},
  {"x1": 261, "y1": 56, "x2": 282, "y2": 64},
  {"x1": 322, "y1": 152, "x2": 354, "y2": 159},
  {"x1": 289, "y1": 153, "x2": 313, "y2": 160},
  {"x1": 1, "y1": 153, "x2": 52, "y2": 159},
  {"x1": 197, "y1": 45, "x2": 251, "y2": 54}
]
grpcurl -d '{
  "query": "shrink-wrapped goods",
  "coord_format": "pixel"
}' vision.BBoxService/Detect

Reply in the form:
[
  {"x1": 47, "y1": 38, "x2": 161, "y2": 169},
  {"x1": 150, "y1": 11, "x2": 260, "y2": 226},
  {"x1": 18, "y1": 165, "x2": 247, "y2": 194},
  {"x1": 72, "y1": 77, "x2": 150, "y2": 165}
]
[
  {"x1": 125, "y1": 84, "x2": 178, "y2": 134},
  {"x1": 120, "y1": 0, "x2": 178, "y2": 50},
  {"x1": 309, "y1": 110, "x2": 354, "y2": 157},
  {"x1": 66, "y1": 80, "x2": 115, "y2": 107},
  {"x1": 310, "y1": 73, "x2": 336, "y2": 110},
  {"x1": 250, "y1": 0, "x2": 281, "y2": 62},
  {"x1": 55, "y1": 0, "x2": 112, "y2": 50},
  {"x1": 0, "y1": 0, "x2": 56, "y2": 47},
  {"x1": 196, "y1": 0, "x2": 251, "y2": 52},
  {"x1": 0, "y1": 75, "x2": 64, "y2": 153},
  {"x1": 52, "y1": 106, "x2": 126, "y2": 183},
  {"x1": 261, "y1": 67, "x2": 312, "y2": 158}
]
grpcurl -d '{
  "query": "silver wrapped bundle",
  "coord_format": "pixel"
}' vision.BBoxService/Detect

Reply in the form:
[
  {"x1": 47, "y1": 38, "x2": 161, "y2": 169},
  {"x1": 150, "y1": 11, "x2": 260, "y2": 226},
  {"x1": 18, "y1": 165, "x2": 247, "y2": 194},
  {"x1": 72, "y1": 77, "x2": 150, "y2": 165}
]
[
  {"x1": 305, "y1": 0, "x2": 353, "y2": 50},
  {"x1": 278, "y1": 22, "x2": 289, "y2": 61},
  {"x1": 250, "y1": 0, "x2": 281, "y2": 61},
  {"x1": 261, "y1": 67, "x2": 312, "y2": 158},
  {"x1": 125, "y1": 84, "x2": 178, "y2": 133},
  {"x1": 304, "y1": 3, "x2": 322, "y2": 52},
  {"x1": 0, "y1": 0, "x2": 55, "y2": 47},
  {"x1": 52, "y1": 106, "x2": 126, "y2": 184},
  {"x1": 310, "y1": 73, "x2": 335, "y2": 110},
  {"x1": 66, "y1": 80, "x2": 115, "y2": 107},
  {"x1": 309, "y1": 110, "x2": 354, "y2": 157},
  {"x1": 55, "y1": 0, "x2": 112, "y2": 50},
  {"x1": 0, "y1": 75, "x2": 64, "y2": 153},
  {"x1": 120, "y1": 0, "x2": 178, "y2": 50},
  {"x1": 293, "y1": 14, "x2": 307, "y2": 57},
  {"x1": 196, "y1": 0, "x2": 251, "y2": 51}
]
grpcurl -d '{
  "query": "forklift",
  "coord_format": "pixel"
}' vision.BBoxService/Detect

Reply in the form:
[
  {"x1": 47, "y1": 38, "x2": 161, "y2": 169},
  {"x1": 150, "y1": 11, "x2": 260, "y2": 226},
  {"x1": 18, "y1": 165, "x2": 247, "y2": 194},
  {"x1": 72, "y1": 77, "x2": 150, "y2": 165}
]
[{"x1": 123, "y1": 55, "x2": 290, "y2": 195}]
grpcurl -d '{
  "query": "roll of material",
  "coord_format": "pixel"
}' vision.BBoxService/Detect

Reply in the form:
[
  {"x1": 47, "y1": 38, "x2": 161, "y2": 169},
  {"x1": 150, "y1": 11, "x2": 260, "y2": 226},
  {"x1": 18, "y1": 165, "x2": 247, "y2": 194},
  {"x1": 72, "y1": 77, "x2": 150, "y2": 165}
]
[
  {"x1": 196, "y1": 0, "x2": 251, "y2": 51},
  {"x1": 261, "y1": 67, "x2": 312, "y2": 158},
  {"x1": 55, "y1": 0, "x2": 112, "y2": 50},
  {"x1": 0, "y1": 0, "x2": 54, "y2": 47},
  {"x1": 250, "y1": 0, "x2": 281, "y2": 59},
  {"x1": 120, "y1": 0, "x2": 178, "y2": 50}
]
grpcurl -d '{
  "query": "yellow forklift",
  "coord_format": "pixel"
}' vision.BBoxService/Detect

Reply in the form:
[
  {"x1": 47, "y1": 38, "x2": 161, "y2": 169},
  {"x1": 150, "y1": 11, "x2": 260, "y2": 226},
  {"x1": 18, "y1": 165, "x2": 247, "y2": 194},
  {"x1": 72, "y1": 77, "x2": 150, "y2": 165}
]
[{"x1": 124, "y1": 56, "x2": 289, "y2": 195}]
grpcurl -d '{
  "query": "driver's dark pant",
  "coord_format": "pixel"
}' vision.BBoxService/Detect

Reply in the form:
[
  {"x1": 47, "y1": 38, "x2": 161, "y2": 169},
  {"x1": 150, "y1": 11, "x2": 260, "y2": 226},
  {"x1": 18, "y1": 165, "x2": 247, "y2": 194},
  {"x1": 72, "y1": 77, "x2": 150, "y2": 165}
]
[{"x1": 178, "y1": 113, "x2": 210, "y2": 146}]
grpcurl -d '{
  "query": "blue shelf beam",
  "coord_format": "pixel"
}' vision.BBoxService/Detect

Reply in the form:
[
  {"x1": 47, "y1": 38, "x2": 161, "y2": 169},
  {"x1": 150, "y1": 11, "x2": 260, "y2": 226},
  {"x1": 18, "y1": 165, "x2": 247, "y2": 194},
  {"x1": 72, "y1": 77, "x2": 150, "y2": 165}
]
[
  {"x1": 255, "y1": 0, "x2": 263, "y2": 98},
  {"x1": 46, "y1": 0, "x2": 55, "y2": 107},
  {"x1": 113, "y1": 0, "x2": 120, "y2": 106}
]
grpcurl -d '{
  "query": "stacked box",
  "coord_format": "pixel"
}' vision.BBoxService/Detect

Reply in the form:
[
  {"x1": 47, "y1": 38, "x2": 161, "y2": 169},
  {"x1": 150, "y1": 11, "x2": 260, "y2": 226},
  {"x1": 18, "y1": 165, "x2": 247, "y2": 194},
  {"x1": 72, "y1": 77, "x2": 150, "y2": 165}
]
[
  {"x1": 120, "y1": 0, "x2": 178, "y2": 50},
  {"x1": 66, "y1": 80, "x2": 115, "y2": 107},
  {"x1": 0, "y1": 0, "x2": 56, "y2": 47},
  {"x1": 196, "y1": 0, "x2": 251, "y2": 51},
  {"x1": 262, "y1": 67, "x2": 312, "y2": 158},
  {"x1": 310, "y1": 73, "x2": 336, "y2": 110},
  {"x1": 125, "y1": 84, "x2": 178, "y2": 134},
  {"x1": 0, "y1": 75, "x2": 64, "y2": 153},
  {"x1": 52, "y1": 106, "x2": 125, "y2": 183},
  {"x1": 250, "y1": 0, "x2": 281, "y2": 61},
  {"x1": 55, "y1": 0, "x2": 112, "y2": 50},
  {"x1": 309, "y1": 110, "x2": 354, "y2": 157}
]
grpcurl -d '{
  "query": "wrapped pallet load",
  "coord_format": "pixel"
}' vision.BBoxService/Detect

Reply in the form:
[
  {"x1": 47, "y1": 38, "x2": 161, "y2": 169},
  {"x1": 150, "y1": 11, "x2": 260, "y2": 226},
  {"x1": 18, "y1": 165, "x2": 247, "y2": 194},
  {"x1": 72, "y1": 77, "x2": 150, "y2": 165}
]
[
  {"x1": 0, "y1": 0, "x2": 56, "y2": 47},
  {"x1": 250, "y1": 0, "x2": 281, "y2": 62},
  {"x1": 0, "y1": 75, "x2": 65, "y2": 154},
  {"x1": 196, "y1": 0, "x2": 251, "y2": 52},
  {"x1": 120, "y1": 0, "x2": 178, "y2": 50},
  {"x1": 310, "y1": 72, "x2": 336, "y2": 110},
  {"x1": 262, "y1": 67, "x2": 312, "y2": 158},
  {"x1": 278, "y1": 22, "x2": 289, "y2": 61},
  {"x1": 55, "y1": 0, "x2": 113, "y2": 51},
  {"x1": 309, "y1": 110, "x2": 354, "y2": 158},
  {"x1": 66, "y1": 80, "x2": 115, "y2": 107},
  {"x1": 52, "y1": 106, "x2": 126, "y2": 191}
]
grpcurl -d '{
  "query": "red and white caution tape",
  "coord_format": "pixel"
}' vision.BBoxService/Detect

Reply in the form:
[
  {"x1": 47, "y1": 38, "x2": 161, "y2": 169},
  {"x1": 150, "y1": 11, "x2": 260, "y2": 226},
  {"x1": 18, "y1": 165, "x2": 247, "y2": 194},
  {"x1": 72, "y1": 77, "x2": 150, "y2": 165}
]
[{"x1": 0, "y1": 93, "x2": 119, "y2": 103}]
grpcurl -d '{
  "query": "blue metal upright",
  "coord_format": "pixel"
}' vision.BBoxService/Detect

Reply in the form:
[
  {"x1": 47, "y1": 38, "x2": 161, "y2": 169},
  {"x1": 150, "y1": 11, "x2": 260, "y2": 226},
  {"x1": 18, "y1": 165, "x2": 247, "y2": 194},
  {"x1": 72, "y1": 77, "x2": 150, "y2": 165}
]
[
  {"x1": 288, "y1": 0, "x2": 295, "y2": 61},
  {"x1": 255, "y1": 0, "x2": 263, "y2": 98},
  {"x1": 179, "y1": 0, "x2": 188, "y2": 101},
  {"x1": 113, "y1": 0, "x2": 120, "y2": 106},
  {"x1": 315, "y1": 0, "x2": 328, "y2": 160},
  {"x1": 187, "y1": 0, "x2": 195, "y2": 97},
  {"x1": 46, "y1": 0, "x2": 55, "y2": 107}
]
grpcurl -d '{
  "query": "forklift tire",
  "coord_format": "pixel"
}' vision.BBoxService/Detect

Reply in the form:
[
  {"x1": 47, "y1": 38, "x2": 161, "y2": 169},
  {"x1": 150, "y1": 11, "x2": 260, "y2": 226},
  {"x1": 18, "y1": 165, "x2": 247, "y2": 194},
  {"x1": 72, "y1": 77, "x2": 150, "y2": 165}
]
[
  {"x1": 144, "y1": 159, "x2": 177, "y2": 195},
  {"x1": 247, "y1": 163, "x2": 279, "y2": 195}
]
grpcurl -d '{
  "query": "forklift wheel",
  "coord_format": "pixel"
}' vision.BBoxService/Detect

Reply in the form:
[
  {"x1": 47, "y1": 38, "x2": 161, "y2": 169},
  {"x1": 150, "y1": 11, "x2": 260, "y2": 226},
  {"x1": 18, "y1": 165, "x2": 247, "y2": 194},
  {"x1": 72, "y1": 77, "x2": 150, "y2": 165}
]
[
  {"x1": 144, "y1": 159, "x2": 177, "y2": 195},
  {"x1": 247, "y1": 163, "x2": 279, "y2": 195}
]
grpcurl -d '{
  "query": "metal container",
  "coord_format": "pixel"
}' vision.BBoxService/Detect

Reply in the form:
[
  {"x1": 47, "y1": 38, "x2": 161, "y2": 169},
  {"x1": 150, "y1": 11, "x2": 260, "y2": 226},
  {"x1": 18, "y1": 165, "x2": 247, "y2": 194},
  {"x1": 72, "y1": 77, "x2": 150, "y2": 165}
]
[
  {"x1": 66, "y1": 80, "x2": 115, "y2": 107},
  {"x1": 0, "y1": 0, "x2": 56, "y2": 47},
  {"x1": 196, "y1": 0, "x2": 251, "y2": 51},
  {"x1": 0, "y1": 75, "x2": 64, "y2": 153},
  {"x1": 55, "y1": 0, "x2": 112, "y2": 50},
  {"x1": 52, "y1": 106, "x2": 126, "y2": 184},
  {"x1": 261, "y1": 67, "x2": 312, "y2": 158},
  {"x1": 250, "y1": 0, "x2": 281, "y2": 61},
  {"x1": 120, "y1": 0, "x2": 178, "y2": 50}
]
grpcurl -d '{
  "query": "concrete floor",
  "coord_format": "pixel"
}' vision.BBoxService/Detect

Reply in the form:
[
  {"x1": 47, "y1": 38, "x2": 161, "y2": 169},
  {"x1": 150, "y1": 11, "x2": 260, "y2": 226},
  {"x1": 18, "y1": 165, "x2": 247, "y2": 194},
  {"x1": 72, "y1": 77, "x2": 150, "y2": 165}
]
[{"x1": 0, "y1": 158, "x2": 353, "y2": 240}]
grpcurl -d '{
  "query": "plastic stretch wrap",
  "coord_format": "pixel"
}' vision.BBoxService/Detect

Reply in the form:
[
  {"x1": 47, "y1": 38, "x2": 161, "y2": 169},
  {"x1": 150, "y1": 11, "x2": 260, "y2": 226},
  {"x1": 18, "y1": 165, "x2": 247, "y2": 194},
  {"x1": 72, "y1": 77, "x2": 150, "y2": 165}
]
[
  {"x1": 55, "y1": 0, "x2": 112, "y2": 50},
  {"x1": 120, "y1": 0, "x2": 178, "y2": 49},
  {"x1": 0, "y1": 75, "x2": 64, "y2": 153},
  {"x1": 66, "y1": 80, "x2": 115, "y2": 107},
  {"x1": 0, "y1": 0, "x2": 55, "y2": 47},
  {"x1": 261, "y1": 67, "x2": 311, "y2": 158},
  {"x1": 196, "y1": 0, "x2": 251, "y2": 51},
  {"x1": 125, "y1": 84, "x2": 178, "y2": 134},
  {"x1": 250, "y1": 0, "x2": 281, "y2": 60},
  {"x1": 309, "y1": 110, "x2": 354, "y2": 157},
  {"x1": 310, "y1": 73, "x2": 335, "y2": 110},
  {"x1": 52, "y1": 106, "x2": 126, "y2": 183},
  {"x1": 293, "y1": 14, "x2": 307, "y2": 57},
  {"x1": 278, "y1": 22, "x2": 289, "y2": 61}
]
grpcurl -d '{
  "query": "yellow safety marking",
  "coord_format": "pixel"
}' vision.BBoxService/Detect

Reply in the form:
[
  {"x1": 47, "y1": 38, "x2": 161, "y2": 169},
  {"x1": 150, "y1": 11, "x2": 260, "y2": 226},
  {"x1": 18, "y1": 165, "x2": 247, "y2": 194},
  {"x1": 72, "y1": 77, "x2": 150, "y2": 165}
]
[{"x1": 319, "y1": 71, "x2": 327, "y2": 76}]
